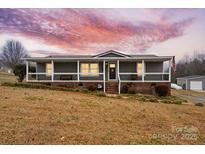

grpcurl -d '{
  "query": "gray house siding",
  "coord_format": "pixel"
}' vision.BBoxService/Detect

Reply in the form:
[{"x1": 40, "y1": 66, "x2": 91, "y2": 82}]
[
  {"x1": 35, "y1": 61, "x2": 164, "y2": 81},
  {"x1": 36, "y1": 63, "x2": 50, "y2": 80},
  {"x1": 119, "y1": 61, "x2": 137, "y2": 80},
  {"x1": 37, "y1": 63, "x2": 46, "y2": 72},
  {"x1": 145, "y1": 62, "x2": 163, "y2": 72},
  {"x1": 145, "y1": 62, "x2": 163, "y2": 81},
  {"x1": 54, "y1": 62, "x2": 77, "y2": 73},
  {"x1": 119, "y1": 61, "x2": 136, "y2": 73}
]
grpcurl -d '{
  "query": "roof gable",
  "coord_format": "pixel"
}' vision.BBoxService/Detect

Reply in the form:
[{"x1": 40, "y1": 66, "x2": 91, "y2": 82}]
[{"x1": 93, "y1": 50, "x2": 130, "y2": 58}]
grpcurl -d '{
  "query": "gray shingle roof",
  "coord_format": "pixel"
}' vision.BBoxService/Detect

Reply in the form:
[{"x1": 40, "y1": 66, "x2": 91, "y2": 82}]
[
  {"x1": 47, "y1": 54, "x2": 158, "y2": 58},
  {"x1": 24, "y1": 50, "x2": 173, "y2": 61},
  {"x1": 46, "y1": 50, "x2": 158, "y2": 58},
  {"x1": 177, "y1": 75, "x2": 205, "y2": 79}
]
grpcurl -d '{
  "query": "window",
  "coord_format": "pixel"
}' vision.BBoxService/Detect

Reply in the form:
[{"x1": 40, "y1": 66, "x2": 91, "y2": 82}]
[
  {"x1": 137, "y1": 63, "x2": 142, "y2": 76},
  {"x1": 109, "y1": 63, "x2": 116, "y2": 68},
  {"x1": 80, "y1": 63, "x2": 99, "y2": 76},
  {"x1": 46, "y1": 63, "x2": 52, "y2": 76}
]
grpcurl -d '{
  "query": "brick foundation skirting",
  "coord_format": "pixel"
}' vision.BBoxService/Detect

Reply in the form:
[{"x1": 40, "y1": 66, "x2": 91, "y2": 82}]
[
  {"x1": 120, "y1": 82, "x2": 171, "y2": 95},
  {"x1": 29, "y1": 81, "x2": 170, "y2": 95}
]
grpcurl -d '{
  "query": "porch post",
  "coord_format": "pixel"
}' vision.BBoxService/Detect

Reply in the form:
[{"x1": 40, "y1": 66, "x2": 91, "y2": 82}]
[
  {"x1": 77, "y1": 60, "x2": 80, "y2": 81},
  {"x1": 103, "y1": 60, "x2": 105, "y2": 93},
  {"x1": 142, "y1": 60, "x2": 145, "y2": 82},
  {"x1": 26, "y1": 61, "x2": 28, "y2": 82},
  {"x1": 117, "y1": 60, "x2": 120, "y2": 94},
  {"x1": 51, "y1": 60, "x2": 54, "y2": 82},
  {"x1": 169, "y1": 59, "x2": 171, "y2": 82},
  {"x1": 36, "y1": 62, "x2": 38, "y2": 80}
]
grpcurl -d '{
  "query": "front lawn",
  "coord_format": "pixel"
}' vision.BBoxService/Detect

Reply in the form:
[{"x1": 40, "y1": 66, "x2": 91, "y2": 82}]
[{"x1": 0, "y1": 85, "x2": 204, "y2": 144}]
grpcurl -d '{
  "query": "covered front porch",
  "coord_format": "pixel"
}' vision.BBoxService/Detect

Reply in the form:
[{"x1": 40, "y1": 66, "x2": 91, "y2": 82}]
[{"x1": 26, "y1": 58, "x2": 172, "y2": 93}]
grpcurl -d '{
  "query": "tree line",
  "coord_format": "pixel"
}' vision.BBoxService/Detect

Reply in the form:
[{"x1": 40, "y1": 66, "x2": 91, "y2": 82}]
[{"x1": 172, "y1": 52, "x2": 205, "y2": 83}]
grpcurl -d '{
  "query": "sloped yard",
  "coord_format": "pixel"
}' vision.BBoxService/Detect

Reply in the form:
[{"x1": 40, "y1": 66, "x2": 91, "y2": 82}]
[
  {"x1": 0, "y1": 85, "x2": 205, "y2": 144},
  {"x1": 0, "y1": 71, "x2": 205, "y2": 144},
  {"x1": 172, "y1": 89, "x2": 205, "y2": 104}
]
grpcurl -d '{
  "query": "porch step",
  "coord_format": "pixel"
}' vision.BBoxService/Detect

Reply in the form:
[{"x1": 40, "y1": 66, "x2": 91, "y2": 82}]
[{"x1": 105, "y1": 82, "x2": 118, "y2": 94}]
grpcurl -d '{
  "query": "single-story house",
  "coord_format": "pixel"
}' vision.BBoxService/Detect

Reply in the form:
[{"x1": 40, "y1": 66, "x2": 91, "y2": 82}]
[
  {"x1": 177, "y1": 75, "x2": 205, "y2": 91},
  {"x1": 24, "y1": 50, "x2": 173, "y2": 94}
]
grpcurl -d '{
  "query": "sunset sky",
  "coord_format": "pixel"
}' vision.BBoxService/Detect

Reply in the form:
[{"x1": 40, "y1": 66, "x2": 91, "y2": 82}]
[{"x1": 0, "y1": 8, "x2": 205, "y2": 60}]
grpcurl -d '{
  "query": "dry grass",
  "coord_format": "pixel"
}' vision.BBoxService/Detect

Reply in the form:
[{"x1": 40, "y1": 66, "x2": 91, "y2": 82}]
[
  {"x1": 0, "y1": 72, "x2": 205, "y2": 144},
  {"x1": 172, "y1": 89, "x2": 205, "y2": 97},
  {"x1": 0, "y1": 71, "x2": 16, "y2": 84},
  {"x1": 0, "y1": 85, "x2": 205, "y2": 144}
]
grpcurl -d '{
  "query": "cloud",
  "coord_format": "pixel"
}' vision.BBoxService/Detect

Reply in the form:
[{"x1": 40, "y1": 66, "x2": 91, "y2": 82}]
[{"x1": 0, "y1": 8, "x2": 195, "y2": 55}]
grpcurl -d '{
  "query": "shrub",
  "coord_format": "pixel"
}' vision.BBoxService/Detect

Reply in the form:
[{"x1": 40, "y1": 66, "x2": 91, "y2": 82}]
[
  {"x1": 173, "y1": 100, "x2": 182, "y2": 105},
  {"x1": 161, "y1": 100, "x2": 171, "y2": 104},
  {"x1": 121, "y1": 85, "x2": 128, "y2": 93},
  {"x1": 87, "y1": 85, "x2": 97, "y2": 91},
  {"x1": 137, "y1": 97, "x2": 146, "y2": 102},
  {"x1": 128, "y1": 87, "x2": 136, "y2": 94},
  {"x1": 13, "y1": 64, "x2": 26, "y2": 82},
  {"x1": 195, "y1": 103, "x2": 204, "y2": 107},
  {"x1": 155, "y1": 85, "x2": 169, "y2": 96},
  {"x1": 148, "y1": 98, "x2": 159, "y2": 103}
]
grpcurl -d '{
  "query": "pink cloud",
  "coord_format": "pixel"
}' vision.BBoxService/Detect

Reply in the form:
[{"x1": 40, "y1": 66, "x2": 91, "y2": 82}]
[{"x1": 0, "y1": 9, "x2": 195, "y2": 55}]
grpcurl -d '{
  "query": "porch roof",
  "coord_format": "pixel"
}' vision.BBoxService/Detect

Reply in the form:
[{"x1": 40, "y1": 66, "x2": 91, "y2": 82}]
[
  {"x1": 24, "y1": 50, "x2": 173, "y2": 62},
  {"x1": 24, "y1": 56, "x2": 173, "y2": 62}
]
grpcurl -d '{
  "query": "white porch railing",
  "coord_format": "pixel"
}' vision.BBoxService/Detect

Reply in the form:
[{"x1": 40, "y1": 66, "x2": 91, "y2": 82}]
[
  {"x1": 27, "y1": 72, "x2": 104, "y2": 82},
  {"x1": 119, "y1": 72, "x2": 170, "y2": 82},
  {"x1": 26, "y1": 59, "x2": 172, "y2": 94}
]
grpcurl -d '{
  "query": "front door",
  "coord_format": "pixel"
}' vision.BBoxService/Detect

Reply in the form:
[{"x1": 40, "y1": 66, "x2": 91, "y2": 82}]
[{"x1": 109, "y1": 63, "x2": 116, "y2": 80}]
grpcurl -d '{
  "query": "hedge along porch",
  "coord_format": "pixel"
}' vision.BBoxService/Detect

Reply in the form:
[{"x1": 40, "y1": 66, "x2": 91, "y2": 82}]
[{"x1": 25, "y1": 50, "x2": 173, "y2": 94}]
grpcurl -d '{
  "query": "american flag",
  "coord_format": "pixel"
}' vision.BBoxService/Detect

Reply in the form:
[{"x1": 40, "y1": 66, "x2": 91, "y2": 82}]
[{"x1": 172, "y1": 56, "x2": 176, "y2": 72}]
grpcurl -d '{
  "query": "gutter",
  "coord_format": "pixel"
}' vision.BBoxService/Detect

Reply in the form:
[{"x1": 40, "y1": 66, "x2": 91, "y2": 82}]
[{"x1": 23, "y1": 56, "x2": 173, "y2": 61}]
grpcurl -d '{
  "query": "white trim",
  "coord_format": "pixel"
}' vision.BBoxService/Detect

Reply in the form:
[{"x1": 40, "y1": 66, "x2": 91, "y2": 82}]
[
  {"x1": 27, "y1": 80, "x2": 169, "y2": 83},
  {"x1": 28, "y1": 72, "x2": 48, "y2": 75},
  {"x1": 144, "y1": 72, "x2": 169, "y2": 75},
  {"x1": 51, "y1": 60, "x2": 54, "y2": 82},
  {"x1": 77, "y1": 60, "x2": 79, "y2": 81},
  {"x1": 121, "y1": 80, "x2": 170, "y2": 83},
  {"x1": 54, "y1": 72, "x2": 78, "y2": 75},
  {"x1": 27, "y1": 80, "x2": 104, "y2": 83},
  {"x1": 117, "y1": 60, "x2": 121, "y2": 94},
  {"x1": 169, "y1": 60, "x2": 171, "y2": 82},
  {"x1": 142, "y1": 60, "x2": 145, "y2": 82},
  {"x1": 24, "y1": 56, "x2": 173, "y2": 61},
  {"x1": 80, "y1": 72, "x2": 103, "y2": 75},
  {"x1": 119, "y1": 72, "x2": 169, "y2": 75},
  {"x1": 119, "y1": 72, "x2": 139, "y2": 75},
  {"x1": 93, "y1": 50, "x2": 129, "y2": 58},
  {"x1": 103, "y1": 60, "x2": 105, "y2": 93},
  {"x1": 36, "y1": 62, "x2": 38, "y2": 80},
  {"x1": 108, "y1": 62, "x2": 117, "y2": 81},
  {"x1": 26, "y1": 61, "x2": 28, "y2": 82}
]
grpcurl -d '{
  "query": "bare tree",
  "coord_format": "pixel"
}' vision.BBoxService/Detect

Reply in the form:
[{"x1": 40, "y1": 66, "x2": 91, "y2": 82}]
[
  {"x1": 0, "y1": 40, "x2": 28, "y2": 70},
  {"x1": 172, "y1": 51, "x2": 205, "y2": 83}
]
